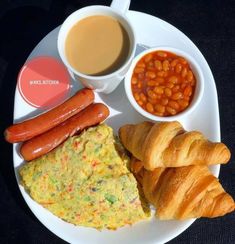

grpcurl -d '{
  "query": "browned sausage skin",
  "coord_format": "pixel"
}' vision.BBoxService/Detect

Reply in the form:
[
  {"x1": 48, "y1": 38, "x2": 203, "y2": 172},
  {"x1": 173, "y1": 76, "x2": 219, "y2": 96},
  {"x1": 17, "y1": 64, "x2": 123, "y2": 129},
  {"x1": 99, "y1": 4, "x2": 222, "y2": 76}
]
[
  {"x1": 5, "y1": 88, "x2": 94, "y2": 143},
  {"x1": 20, "y1": 103, "x2": 110, "y2": 161}
]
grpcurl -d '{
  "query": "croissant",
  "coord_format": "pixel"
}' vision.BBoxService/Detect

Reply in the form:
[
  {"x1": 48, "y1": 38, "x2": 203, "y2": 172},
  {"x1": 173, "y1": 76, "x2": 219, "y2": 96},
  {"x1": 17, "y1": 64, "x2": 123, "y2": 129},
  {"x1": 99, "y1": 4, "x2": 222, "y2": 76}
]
[
  {"x1": 130, "y1": 157, "x2": 235, "y2": 219},
  {"x1": 119, "y1": 121, "x2": 231, "y2": 170}
]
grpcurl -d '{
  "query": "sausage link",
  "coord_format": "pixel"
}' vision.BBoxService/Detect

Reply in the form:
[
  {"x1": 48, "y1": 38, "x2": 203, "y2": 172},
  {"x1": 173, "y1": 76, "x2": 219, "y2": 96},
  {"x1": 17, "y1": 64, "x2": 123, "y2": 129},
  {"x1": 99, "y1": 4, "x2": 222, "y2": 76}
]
[
  {"x1": 5, "y1": 88, "x2": 94, "y2": 143},
  {"x1": 20, "y1": 103, "x2": 109, "y2": 161}
]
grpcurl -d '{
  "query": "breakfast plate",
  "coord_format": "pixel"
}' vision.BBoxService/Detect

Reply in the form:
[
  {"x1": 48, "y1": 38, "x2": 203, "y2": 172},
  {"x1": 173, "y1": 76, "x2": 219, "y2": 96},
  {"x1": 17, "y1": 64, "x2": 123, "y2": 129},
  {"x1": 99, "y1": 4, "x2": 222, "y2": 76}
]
[{"x1": 13, "y1": 10, "x2": 220, "y2": 244}]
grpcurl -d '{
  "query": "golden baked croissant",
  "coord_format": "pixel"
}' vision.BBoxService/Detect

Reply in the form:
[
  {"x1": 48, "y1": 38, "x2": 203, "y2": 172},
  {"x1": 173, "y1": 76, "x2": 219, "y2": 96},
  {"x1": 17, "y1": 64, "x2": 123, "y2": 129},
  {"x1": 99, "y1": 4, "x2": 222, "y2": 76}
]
[
  {"x1": 119, "y1": 121, "x2": 231, "y2": 170},
  {"x1": 130, "y1": 157, "x2": 235, "y2": 219}
]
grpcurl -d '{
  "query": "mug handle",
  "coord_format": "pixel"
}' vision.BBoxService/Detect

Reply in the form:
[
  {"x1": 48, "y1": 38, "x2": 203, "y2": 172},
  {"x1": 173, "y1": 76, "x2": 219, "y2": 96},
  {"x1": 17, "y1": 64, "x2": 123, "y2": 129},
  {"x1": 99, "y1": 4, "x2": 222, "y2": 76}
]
[{"x1": 110, "y1": 0, "x2": 131, "y2": 14}]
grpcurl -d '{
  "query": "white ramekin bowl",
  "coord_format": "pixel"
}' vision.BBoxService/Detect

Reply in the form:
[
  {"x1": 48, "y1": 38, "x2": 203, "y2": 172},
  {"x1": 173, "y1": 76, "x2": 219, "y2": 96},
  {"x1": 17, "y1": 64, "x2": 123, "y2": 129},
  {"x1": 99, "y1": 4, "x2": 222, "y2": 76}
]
[{"x1": 124, "y1": 46, "x2": 204, "y2": 121}]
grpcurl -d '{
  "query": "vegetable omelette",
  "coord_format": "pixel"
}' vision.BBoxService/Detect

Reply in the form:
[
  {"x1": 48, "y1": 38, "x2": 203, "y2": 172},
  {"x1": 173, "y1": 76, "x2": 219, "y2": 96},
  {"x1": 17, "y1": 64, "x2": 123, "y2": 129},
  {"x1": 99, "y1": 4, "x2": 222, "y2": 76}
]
[{"x1": 19, "y1": 124, "x2": 150, "y2": 229}]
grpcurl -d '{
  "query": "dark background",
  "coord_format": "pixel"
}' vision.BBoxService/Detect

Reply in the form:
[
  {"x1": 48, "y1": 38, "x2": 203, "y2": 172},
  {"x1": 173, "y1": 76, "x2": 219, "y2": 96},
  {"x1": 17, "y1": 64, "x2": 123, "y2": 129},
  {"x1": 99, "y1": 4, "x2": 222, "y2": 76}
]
[{"x1": 0, "y1": 0, "x2": 234, "y2": 243}]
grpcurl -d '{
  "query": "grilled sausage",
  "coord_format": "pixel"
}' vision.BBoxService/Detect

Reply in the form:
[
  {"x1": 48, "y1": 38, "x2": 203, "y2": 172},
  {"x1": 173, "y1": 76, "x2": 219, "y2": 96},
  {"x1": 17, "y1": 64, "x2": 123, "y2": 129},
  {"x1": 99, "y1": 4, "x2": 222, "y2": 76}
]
[
  {"x1": 20, "y1": 103, "x2": 110, "y2": 161},
  {"x1": 5, "y1": 88, "x2": 94, "y2": 143}
]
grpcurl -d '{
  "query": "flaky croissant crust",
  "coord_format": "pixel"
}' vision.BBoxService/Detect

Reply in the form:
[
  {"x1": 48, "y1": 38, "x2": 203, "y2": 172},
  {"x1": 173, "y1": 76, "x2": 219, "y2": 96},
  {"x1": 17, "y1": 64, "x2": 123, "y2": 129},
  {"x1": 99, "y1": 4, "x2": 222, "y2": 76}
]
[
  {"x1": 130, "y1": 157, "x2": 235, "y2": 220},
  {"x1": 119, "y1": 121, "x2": 231, "y2": 170}
]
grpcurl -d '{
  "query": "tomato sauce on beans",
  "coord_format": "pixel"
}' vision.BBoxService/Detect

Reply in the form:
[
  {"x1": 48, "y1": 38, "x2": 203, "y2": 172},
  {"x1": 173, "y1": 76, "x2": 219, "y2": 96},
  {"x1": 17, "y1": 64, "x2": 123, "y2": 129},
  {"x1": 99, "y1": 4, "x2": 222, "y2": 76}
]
[{"x1": 131, "y1": 50, "x2": 196, "y2": 117}]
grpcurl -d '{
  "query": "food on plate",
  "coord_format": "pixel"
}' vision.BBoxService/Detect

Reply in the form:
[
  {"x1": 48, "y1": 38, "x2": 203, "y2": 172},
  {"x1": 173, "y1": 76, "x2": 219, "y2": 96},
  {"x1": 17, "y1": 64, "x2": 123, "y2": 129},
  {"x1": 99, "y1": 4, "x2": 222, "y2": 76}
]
[
  {"x1": 19, "y1": 124, "x2": 150, "y2": 229},
  {"x1": 20, "y1": 103, "x2": 110, "y2": 161},
  {"x1": 5, "y1": 88, "x2": 94, "y2": 143},
  {"x1": 119, "y1": 121, "x2": 231, "y2": 170},
  {"x1": 130, "y1": 157, "x2": 235, "y2": 219},
  {"x1": 131, "y1": 50, "x2": 196, "y2": 116}
]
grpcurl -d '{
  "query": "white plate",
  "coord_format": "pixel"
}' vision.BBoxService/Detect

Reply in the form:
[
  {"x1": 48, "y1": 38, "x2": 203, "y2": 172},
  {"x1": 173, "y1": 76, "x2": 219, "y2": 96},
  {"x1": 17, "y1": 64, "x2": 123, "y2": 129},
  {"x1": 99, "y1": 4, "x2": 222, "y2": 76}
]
[{"x1": 13, "y1": 10, "x2": 220, "y2": 244}]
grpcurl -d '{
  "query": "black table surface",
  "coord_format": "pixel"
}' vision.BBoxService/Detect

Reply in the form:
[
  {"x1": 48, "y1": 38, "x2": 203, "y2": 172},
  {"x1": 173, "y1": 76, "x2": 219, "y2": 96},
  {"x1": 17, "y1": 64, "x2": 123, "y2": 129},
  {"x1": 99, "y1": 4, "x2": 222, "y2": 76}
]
[{"x1": 0, "y1": 0, "x2": 234, "y2": 243}]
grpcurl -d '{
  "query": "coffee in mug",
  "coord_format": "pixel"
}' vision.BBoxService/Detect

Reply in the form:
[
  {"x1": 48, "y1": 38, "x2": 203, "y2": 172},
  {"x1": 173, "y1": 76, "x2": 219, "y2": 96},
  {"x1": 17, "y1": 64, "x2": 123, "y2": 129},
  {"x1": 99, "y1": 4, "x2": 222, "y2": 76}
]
[
  {"x1": 65, "y1": 15, "x2": 130, "y2": 76},
  {"x1": 57, "y1": 1, "x2": 136, "y2": 94}
]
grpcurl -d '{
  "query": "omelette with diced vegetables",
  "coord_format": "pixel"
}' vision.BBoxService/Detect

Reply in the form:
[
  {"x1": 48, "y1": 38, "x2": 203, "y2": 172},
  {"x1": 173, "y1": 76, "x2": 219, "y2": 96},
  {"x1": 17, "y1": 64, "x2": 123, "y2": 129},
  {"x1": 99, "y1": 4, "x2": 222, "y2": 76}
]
[{"x1": 19, "y1": 124, "x2": 150, "y2": 229}]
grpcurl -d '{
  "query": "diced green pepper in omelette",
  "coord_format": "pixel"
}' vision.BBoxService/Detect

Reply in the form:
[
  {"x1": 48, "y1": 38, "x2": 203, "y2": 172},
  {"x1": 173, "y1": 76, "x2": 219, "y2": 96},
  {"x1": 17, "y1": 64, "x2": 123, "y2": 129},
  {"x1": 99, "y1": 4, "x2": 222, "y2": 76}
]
[{"x1": 19, "y1": 124, "x2": 150, "y2": 229}]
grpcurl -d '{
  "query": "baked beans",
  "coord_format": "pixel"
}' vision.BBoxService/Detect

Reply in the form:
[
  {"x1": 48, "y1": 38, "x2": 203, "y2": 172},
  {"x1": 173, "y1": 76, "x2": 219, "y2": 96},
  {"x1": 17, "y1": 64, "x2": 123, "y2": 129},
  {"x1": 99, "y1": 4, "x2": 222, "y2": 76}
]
[{"x1": 131, "y1": 50, "x2": 196, "y2": 117}]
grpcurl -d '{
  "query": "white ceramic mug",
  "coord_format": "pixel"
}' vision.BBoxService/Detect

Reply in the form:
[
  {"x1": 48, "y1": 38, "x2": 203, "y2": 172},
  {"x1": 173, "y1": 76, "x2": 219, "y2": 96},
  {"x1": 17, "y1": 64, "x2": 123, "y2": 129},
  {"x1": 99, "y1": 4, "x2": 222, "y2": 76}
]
[{"x1": 57, "y1": 0, "x2": 136, "y2": 94}]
